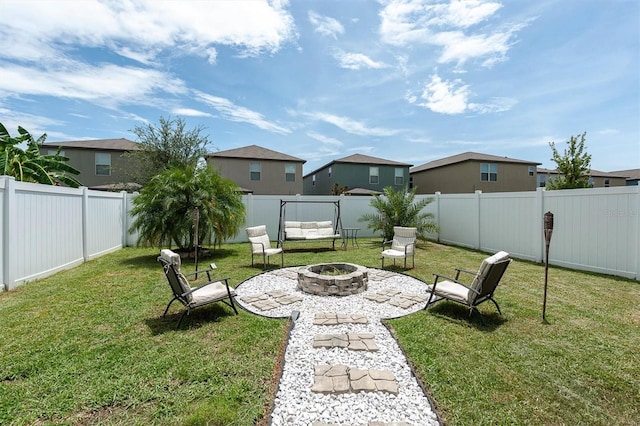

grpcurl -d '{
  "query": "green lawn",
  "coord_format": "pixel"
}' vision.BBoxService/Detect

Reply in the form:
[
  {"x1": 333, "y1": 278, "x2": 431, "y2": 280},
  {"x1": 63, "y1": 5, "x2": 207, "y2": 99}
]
[{"x1": 0, "y1": 240, "x2": 638, "y2": 425}]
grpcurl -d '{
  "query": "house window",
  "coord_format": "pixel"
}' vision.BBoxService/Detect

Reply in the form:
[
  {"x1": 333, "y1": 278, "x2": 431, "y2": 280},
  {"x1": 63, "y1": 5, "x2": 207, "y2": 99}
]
[
  {"x1": 369, "y1": 167, "x2": 379, "y2": 184},
  {"x1": 312, "y1": 174, "x2": 316, "y2": 186},
  {"x1": 95, "y1": 153, "x2": 111, "y2": 176},
  {"x1": 250, "y1": 162, "x2": 261, "y2": 181},
  {"x1": 285, "y1": 164, "x2": 295, "y2": 182},
  {"x1": 528, "y1": 166, "x2": 535, "y2": 176},
  {"x1": 328, "y1": 166, "x2": 332, "y2": 178},
  {"x1": 409, "y1": 176, "x2": 413, "y2": 189},
  {"x1": 480, "y1": 163, "x2": 497, "y2": 182},
  {"x1": 395, "y1": 168, "x2": 404, "y2": 185},
  {"x1": 604, "y1": 178, "x2": 610, "y2": 187}
]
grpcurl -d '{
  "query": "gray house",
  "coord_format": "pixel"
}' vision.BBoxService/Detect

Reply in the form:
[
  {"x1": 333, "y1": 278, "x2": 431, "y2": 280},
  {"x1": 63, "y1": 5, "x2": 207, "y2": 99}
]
[
  {"x1": 537, "y1": 168, "x2": 629, "y2": 188},
  {"x1": 303, "y1": 154, "x2": 412, "y2": 195},
  {"x1": 39, "y1": 138, "x2": 141, "y2": 189},
  {"x1": 411, "y1": 152, "x2": 540, "y2": 194},
  {"x1": 205, "y1": 145, "x2": 305, "y2": 195}
]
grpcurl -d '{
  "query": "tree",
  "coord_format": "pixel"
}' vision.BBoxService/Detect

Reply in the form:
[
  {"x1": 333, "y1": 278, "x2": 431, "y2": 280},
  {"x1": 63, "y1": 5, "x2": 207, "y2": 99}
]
[
  {"x1": 331, "y1": 182, "x2": 349, "y2": 195},
  {"x1": 124, "y1": 116, "x2": 211, "y2": 185},
  {"x1": 129, "y1": 165, "x2": 245, "y2": 251},
  {"x1": 0, "y1": 122, "x2": 81, "y2": 187},
  {"x1": 547, "y1": 132, "x2": 592, "y2": 190},
  {"x1": 358, "y1": 186, "x2": 439, "y2": 241}
]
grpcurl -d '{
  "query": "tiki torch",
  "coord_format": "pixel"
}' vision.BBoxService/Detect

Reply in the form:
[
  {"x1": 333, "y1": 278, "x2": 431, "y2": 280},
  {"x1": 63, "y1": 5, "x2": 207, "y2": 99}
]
[{"x1": 542, "y1": 211, "x2": 554, "y2": 322}]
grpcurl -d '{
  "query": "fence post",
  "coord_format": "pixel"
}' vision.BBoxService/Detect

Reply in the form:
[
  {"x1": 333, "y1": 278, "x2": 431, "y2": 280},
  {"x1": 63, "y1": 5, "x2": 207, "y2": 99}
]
[
  {"x1": 635, "y1": 185, "x2": 640, "y2": 280},
  {"x1": 535, "y1": 187, "x2": 546, "y2": 263},
  {"x1": 82, "y1": 187, "x2": 89, "y2": 262},
  {"x1": 474, "y1": 190, "x2": 482, "y2": 250},
  {"x1": 2, "y1": 176, "x2": 16, "y2": 291},
  {"x1": 435, "y1": 192, "x2": 441, "y2": 242},
  {"x1": 121, "y1": 191, "x2": 128, "y2": 248}
]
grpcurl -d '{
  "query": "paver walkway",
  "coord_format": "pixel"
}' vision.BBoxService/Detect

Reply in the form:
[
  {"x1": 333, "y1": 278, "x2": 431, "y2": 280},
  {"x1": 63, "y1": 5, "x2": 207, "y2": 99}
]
[{"x1": 235, "y1": 267, "x2": 441, "y2": 426}]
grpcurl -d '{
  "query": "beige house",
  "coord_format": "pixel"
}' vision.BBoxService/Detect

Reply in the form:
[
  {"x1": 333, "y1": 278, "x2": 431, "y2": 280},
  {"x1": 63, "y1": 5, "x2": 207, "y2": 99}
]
[
  {"x1": 537, "y1": 168, "x2": 629, "y2": 188},
  {"x1": 410, "y1": 152, "x2": 540, "y2": 194},
  {"x1": 205, "y1": 145, "x2": 305, "y2": 195},
  {"x1": 39, "y1": 138, "x2": 141, "y2": 189}
]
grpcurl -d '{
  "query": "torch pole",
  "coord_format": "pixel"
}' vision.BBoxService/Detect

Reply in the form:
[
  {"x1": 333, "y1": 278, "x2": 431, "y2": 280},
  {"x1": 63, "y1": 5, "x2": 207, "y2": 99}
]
[
  {"x1": 542, "y1": 211, "x2": 554, "y2": 323},
  {"x1": 194, "y1": 207, "x2": 200, "y2": 279}
]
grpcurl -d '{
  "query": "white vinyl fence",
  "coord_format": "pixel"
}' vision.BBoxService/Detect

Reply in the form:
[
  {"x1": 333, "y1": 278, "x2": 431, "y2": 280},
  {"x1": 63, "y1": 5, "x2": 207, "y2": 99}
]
[
  {"x1": 2, "y1": 175, "x2": 638, "y2": 291},
  {"x1": 1, "y1": 176, "x2": 134, "y2": 291}
]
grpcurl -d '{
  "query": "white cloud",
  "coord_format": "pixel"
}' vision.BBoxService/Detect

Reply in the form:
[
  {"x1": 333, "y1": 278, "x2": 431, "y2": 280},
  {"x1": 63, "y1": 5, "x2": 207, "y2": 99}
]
[
  {"x1": 307, "y1": 131, "x2": 344, "y2": 146},
  {"x1": 334, "y1": 51, "x2": 388, "y2": 70},
  {"x1": 379, "y1": 0, "x2": 525, "y2": 69},
  {"x1": 308, "y1": 11, "x2": 345, "y2": 39},
  {"x1": 418, "y1": 74, "x2": 470, "y2": 114},
  {"x1": 194, "y1": 91, "x2": 291, "y2": 134},
  {"x1": 305, "y1": 112, "x2": 399, "y2": 137},
  {"x1": 0, "y1": 0, "x2": 296, "y2": 64},
  {"x1": 468, "y1": 97, "x2": 518, "y2": 114},
  {"x1": 0, "y1": 62, "x2": 186, "y2": 108},
  {"x1": 172, "y1": 108, "x2": 213, "y2": 117}
]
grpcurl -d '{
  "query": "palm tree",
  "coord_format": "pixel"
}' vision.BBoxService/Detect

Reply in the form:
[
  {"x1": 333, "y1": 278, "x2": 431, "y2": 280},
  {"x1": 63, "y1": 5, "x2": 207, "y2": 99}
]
[
  {"x1": 359, "y1": 186, "x2": 438, "y2": 241},
  {"x1": 0, "y1": 122, "x2": 81, "y2": 187},
  {"x1": 129, "y1": 165, "x2": 245, "y2": 251}
]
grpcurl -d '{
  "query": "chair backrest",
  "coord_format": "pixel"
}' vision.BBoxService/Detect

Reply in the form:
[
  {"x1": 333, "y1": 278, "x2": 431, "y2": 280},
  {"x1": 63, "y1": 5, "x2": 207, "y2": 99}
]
[
  {"x1": 391, "y1": 226, "x2": 417, "y2": 254},
  {"x1": 246, "y1": 225, "x2": 272, "y2": 253},
  {"x1": 158, "y1": 249, "x2": 193, "y2": 304},
  {"x1": 469, "y1": 251, "x2": 511, "y2": 304}
]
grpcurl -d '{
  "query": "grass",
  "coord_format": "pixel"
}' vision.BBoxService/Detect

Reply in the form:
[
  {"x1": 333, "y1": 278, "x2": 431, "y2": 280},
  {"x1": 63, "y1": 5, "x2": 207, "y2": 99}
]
[{"x1": 0, "y1": 239, "x2": 638, "y2": 425}]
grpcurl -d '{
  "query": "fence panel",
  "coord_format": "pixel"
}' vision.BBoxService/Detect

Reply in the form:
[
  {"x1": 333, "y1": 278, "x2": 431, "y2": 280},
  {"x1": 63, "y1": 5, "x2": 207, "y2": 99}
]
[
  {"x1": 479, "y1": 191, "x2": 539, "y2": 261},
  {"x1": 436, "y1": 193, "x2": 479, "y2": 249},
  {"x1": 12, "y1": 182, "x2": 84, "y2": 288},
  {"x1": 543, "y1": 187, "x2": 638, "y2": 278},
  {"x1": 86, "y1": 190, "x2": 126, "y2": 258}
]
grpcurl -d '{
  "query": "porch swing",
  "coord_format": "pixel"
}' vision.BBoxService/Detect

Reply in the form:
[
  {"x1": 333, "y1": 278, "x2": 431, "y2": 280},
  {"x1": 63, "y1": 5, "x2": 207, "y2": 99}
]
[{"x1": 276, "y1": 199, "x2": 343, "y2": 250}]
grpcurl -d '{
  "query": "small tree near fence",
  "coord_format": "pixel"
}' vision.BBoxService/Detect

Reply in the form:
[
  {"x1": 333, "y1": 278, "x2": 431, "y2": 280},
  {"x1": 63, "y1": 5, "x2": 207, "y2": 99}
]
[
  {"x1": 358, "y1": 186, "x2": 438, "y2": 241},
  {"x1": 547, "y1": 131, "x2": 592, "y2": 190}
]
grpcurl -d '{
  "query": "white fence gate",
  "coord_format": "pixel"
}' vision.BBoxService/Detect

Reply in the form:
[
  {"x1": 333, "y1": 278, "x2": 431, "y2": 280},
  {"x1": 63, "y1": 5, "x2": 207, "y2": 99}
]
[{"x1": 2, "y1": 175, "x2": 638, "y2": 291}]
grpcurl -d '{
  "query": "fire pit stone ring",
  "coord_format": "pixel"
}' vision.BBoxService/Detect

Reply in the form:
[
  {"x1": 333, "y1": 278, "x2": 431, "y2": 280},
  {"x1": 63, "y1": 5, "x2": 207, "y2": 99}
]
[{"x1": 297, "y1": 262, "x2": 368, "y2": 296}]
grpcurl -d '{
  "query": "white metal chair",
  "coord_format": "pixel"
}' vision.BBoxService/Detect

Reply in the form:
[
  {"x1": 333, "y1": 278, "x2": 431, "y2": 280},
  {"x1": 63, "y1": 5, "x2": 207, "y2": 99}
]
[
  {"x1": 381, "y1": 226, "x2": 417, "y2": 269},
  {"x1": 246, "y1": 225, "x2": 284, "y2": 269}
]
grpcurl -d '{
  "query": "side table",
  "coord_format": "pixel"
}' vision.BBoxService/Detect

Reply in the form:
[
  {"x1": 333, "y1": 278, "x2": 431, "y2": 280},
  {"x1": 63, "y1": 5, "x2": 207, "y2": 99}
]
[{"x1": 341, "y1": 227, "x2": 360, "y2": 249}]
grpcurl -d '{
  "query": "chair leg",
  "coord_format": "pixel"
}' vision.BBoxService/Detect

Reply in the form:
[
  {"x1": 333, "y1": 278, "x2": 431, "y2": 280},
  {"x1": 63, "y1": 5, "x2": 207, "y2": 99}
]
[
  {"x1": 163, "y1": 297, "x2": 178, "y2": 317},
  {"x1": 176, "y1": 309, "x2": 189, "y2": 328},
  {"x1": 262, "y1": 252, "x2": 267, "y2": 270},
  {"x1": 381, "y1": 257, "x2": 385, "y2": 269},
  {"x1": 490, "y1": 298, "x2": 502, "y2": 315},
  {"x1": 280, "y1": 251, "x2": 284, "y2": 267}
]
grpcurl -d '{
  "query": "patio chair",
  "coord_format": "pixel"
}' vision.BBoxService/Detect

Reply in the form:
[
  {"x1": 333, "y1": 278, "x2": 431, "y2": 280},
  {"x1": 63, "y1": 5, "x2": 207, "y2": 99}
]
[
  {"x1": 381, "y1": 226, "x2": 417, "y2": 269},
  {"x1": 424, "y1": 251, "x2": 511, "y2": 325},
  {"x1": 157, "y1": 249, "x2": 237, "y2": 328},
  {"x1": 246, "y1": 225, "x2": 284, "y2": 269}
]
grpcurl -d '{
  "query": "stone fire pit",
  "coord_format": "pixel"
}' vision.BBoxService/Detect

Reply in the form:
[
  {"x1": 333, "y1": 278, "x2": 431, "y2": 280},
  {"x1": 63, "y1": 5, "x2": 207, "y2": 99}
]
[{"x1": 297, "y1": 263, "x2": 368, "y2": 296}]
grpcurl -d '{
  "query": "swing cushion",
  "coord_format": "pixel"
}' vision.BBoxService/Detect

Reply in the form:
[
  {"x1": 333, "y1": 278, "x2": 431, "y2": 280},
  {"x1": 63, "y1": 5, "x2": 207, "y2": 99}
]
[{"x1": 284, "y1": 221, "x2": 340, "y2": 240}]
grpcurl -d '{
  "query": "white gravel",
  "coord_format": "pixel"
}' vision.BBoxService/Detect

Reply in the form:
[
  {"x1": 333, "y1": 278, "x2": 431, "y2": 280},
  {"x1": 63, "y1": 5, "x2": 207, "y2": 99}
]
[{"x1": 235, "y1": 267, "x2": 441, "y2": 426}]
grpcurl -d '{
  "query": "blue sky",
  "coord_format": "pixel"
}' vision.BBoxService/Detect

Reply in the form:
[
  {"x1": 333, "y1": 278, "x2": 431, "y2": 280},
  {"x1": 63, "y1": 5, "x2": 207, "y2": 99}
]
[{"x1": 1, "y1": 0, "x2": 638, "y2": 175}]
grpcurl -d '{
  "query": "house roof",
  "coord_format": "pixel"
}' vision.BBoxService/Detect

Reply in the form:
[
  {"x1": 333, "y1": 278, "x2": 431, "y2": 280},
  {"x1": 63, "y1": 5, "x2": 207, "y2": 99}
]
[
  {"x1": 610, "y1": 168, "x2": 640, "y2": 180},
  {"x1": 42, "y1": 138, "x2": 141, "y2": 151},
  {"x1": 537, "y1": 167, "x2": 632, "y2": 178},
  {"x1": 304, "y1": 153, "x2": 412, "y2": 177},
  {"x1": 411, "y1": 152, "x2": 540, "y2": 173},
  {"x1": 207, "y1": 144, "x2": 305, "y2": 163},
  {"x1": 344, "y1": 187, "x2": 383, "y2": 196}
]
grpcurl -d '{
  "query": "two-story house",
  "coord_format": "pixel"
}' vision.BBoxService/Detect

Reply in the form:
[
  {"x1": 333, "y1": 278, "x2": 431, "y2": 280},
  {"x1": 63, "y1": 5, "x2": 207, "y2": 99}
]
[
  {"x1": 39, "y1": 138, "x2": 141, "y2": 190},
  {"x1": 537, "y1": 168, "x2": 629, "y2": 188},
  {"x1": 410, "y1": 152, "x2": 540, "y2": 194},
  {"x1": 303, "y1": 154, "x2": 412, "y2": 195},
  {"x1": 205, "y1": 145, "x2": 305, "y2": 195}
]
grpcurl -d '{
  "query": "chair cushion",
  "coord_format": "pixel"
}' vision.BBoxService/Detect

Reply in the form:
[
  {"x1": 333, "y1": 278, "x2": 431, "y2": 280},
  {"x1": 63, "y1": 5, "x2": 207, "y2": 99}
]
[
  {"x1": 427, "y1": 281, "x2": 470, "y2": 305},
  {"x1": 249, "y1": 234, "x2": 271, "y2": 253},
  {"x1": 469, "y1": 251, "x2": 510, "y2": 304},
  {"x1": 190, "y1": 281, "x2": 236, "y2": 305},
  {"x1": 391, "y1": 227, "x2": 416, "y2": 253},
  {"x1": 264, "y1": 248, "x2": 283, "y2": 256},
  {"x1": 382, "y1": 249, "x2": 408, "y2": 259},
  {"x1": 176, "y1": 272, "x2": 193, "y2": 303},
  {"x1": 160, "y1": 249, "x2": 181, "y2": 269},
  {"x1": 246, "y1": 225, "x2": 267, "y2": 238}
]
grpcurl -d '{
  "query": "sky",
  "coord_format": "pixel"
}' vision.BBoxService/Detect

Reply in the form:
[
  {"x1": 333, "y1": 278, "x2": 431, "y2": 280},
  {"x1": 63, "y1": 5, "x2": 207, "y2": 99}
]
[{"x1": 1, "y1": 0, "x2": 638, "y2": 175}]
